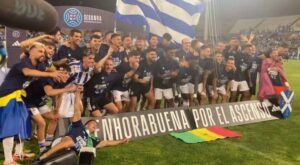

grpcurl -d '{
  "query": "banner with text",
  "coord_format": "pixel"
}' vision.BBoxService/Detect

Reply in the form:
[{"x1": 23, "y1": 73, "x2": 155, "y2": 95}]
[{"x1": 80, "y1": 100, "x2": 282, "y2": 141}]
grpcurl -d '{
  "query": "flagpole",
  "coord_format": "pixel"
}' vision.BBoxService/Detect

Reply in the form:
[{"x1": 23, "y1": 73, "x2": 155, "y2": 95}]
[
  {"x1": 204, "y1": 0, "x2": 209, "y2": 42},
  {"x1": 114, "y1": 20, "x2": 117, "y2": 33}
]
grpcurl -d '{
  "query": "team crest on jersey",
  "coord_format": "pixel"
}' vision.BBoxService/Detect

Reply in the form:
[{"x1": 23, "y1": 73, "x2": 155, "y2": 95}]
[{"x1": 22, "y1": 80, "x2": 33, "y2": 88}]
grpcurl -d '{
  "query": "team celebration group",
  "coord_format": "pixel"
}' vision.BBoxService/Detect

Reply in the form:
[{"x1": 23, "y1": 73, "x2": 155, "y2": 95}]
[{"x1": 0, "y1": 27, "x2": 291, "y2": 164}]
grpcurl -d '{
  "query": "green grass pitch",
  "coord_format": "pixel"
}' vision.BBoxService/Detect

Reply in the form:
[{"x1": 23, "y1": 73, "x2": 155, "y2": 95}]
[{"x1": 1, "y1": 60, "x2": 300, "y2": 165}]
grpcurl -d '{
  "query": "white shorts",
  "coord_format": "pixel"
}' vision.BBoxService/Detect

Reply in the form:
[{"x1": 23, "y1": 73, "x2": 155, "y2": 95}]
[
  {"x1": 39, "y1": 104, "x2": 52, "y2": 114},
  {"x1": 29, "y1": 107, "x2": 40, "y2": 116},
  {"x1": 155, "y1": 88, "x2": 174, "y2": 100},
  {"x1": 197, "y1": 83, "x2": 206, "y2": 96},
  {"x1": 112, "y1": 90, "x2": 130, "y2": 102},
  {"x1": 179, "y1": 83, "x2": 194, "y2": 94},
  {"x1": 231, "y1": 80, "x2": 249, "y2": 92},
  {"x1": 208, "y1": 85, "x2": 227, "y2": 96}
]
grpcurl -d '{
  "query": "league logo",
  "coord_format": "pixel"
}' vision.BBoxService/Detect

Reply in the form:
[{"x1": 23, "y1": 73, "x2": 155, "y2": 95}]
[{"x1": 64, "y1": 8, "x2": 83, "y2": 27}]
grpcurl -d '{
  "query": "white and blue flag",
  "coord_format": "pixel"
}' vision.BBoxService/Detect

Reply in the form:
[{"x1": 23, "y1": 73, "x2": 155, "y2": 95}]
[
  {"x1": 279, "y1": 90, "x2": 294, "y2": 119},
  {"x1": 115, "y1": 0, "x2": 204, "y2": 43}
]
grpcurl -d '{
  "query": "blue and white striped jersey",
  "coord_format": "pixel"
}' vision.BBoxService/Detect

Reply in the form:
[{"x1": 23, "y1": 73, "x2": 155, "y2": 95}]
[{"x1": 67, "y1": 60, "x2": 93, "y2": 85}]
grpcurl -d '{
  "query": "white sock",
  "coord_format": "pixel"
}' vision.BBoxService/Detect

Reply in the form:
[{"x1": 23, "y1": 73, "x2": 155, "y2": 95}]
[
  {"x1": 38, "y1": 139, "x2": 46, "y2": 145},
  {"x1": 46, "y1": 134, "x2": 54, "y2": 139},
  {"x1": 3, "y1": 137, "x2": 14, "y2": 164},
  {"x1": 14, "y1": 141, "x2": 24, "y2": 156},
  {"x1": 183, "y1": 100, "x2": 190, "y2": 107}
]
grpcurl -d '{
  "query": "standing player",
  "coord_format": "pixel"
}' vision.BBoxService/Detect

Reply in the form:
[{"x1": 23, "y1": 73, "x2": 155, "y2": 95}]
[
  {"x1": 122, "y1": 34, "x2": 133, "y2": 56},
  {"x1": 176, "y1": 58, "x2": 194, "y2": 107},
  {"x1": 111, "y1": 50, "x2": 140, "y2": 112},
  {"x1": 53, "y1": 29, "x2": 84, "y2": 66},
  {"x1": 153, "y1": 48, "x2": 179, "y2": 108},
  {"x1": 58, "y1": 48, "x2": 113, "y2": 119},
  {"x1": 149, "y1": 35, "x2": 165, "y2": 60},
  {"x1": 230, "y1": 45, "x2": 251, "y2": 102},
  {"x1": 208, "y1": 54, "x2": 235, "y2": 103},
  {"x1": 23, "y1": 74, "x2": 76, "y2": 153},
  {"x1": 258, "y1": 49, "x2": 291, "y2": 104},
  {"x1": 84, "y1": 34, "x2": 102, "y2": 62},
  {"x1": 0, "y1": 42, "x2": 65, "y2": 165},
  {"x1": 129, "y1": 48, "x2": 157, "y2": 111}
]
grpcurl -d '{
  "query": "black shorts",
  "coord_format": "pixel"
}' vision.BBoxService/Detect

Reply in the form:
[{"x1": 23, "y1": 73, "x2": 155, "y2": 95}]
[
  {"x1": 130, "y1": 84, "x2": 151, "y2": 98},
  {"x1": 88, "y1": 96, "x2": 112, "y2": 112},
  {"x1": 140, "y1": 84, "x2": 151, "y2": 96},
  {"x1": 130, "y1": 84, "x2": 141, "y2": 97}
]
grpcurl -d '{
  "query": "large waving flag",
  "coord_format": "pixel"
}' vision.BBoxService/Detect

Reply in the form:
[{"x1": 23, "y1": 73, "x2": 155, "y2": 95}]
[{"x1": 115, "y1": 0, "x2": 204, "y2": 43}]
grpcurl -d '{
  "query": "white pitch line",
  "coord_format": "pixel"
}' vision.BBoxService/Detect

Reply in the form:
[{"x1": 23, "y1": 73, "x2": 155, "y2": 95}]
[{"x1": 224, "y1": 141, "x2": 294, "y2": 165}]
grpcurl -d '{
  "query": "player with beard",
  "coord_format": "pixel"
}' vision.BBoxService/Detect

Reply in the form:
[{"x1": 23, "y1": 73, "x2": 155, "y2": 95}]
[
  {"x1": 208, "y1": 54, "x2": 235, "y2": 104},
  {"x1": 153, "y1": 48, "x2": 179, "y2": 108},
  {"x1": 134, "y1": 36, "x2": 147, "y2": 61},
  {"x1": 111, "y1": 50, "x2": 140, "y2": 112},
  {"x1": 129, "y1": 48, "x2": 157, "y2": 111},
  {"x1": 22, "y1": 69, "x2": 75, "y2": 154},
  {"x1": 176, "y1": 57, "x2": 194, "y2": 107},
  {"x1": 223, "y1": 37, "x2": 241, "y2": 60},
  {"x1": 230, "y1": 45, "x2": 251, "y2": 102},
  {"x1": 189, "y1": 45, "x2": 213, "y2": 105},
  {"x1": 20, "y1": 36, "x2": 57, "y2": 72},
  {"x1": 0, "y1": 42, "x2": 66, "y2": 165}
]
